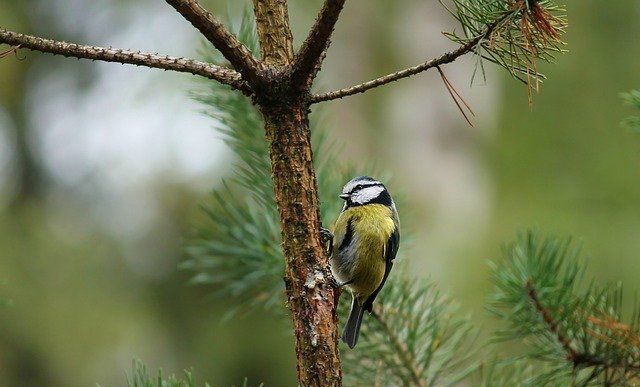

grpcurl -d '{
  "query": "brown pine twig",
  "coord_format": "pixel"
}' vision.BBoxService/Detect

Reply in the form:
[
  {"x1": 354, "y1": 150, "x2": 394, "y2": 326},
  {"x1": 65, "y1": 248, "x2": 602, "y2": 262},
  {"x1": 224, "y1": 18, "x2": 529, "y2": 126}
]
[
  {"x1": 310, "y1": 14, "x2": 509, "y2": 104},
  {"x1": 292, "y1": 0, "x2": 347, "y2": 89},
  {"x1": 0, "y1": 29, "x2": 251, "y2": 93},
  {"x1": 165, "y1": 0, "x2": 260, "y2": 80}
]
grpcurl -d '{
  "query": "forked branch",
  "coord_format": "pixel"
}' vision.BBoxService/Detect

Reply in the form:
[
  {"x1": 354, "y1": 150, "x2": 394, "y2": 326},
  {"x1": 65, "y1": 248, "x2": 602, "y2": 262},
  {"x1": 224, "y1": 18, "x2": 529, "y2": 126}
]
[
  {"x1": 292, "y1": 0, "x2": 346, "y2": 89},
  {"x1": 310, "y1": 15, "x2": 506, "y2": 104},
  {"x1": 165, "y1": 0, "x2": 260, "y2": 80},
  {"x1": 0, "y1": 29, "x2": 250, "y2": 93}
]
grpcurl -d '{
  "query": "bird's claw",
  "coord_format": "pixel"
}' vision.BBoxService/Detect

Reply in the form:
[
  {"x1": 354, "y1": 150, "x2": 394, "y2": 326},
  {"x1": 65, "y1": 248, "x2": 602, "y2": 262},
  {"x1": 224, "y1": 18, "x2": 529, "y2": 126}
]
[{"x1": 320, "y1": 227, "x2": 334, "y2": 256}]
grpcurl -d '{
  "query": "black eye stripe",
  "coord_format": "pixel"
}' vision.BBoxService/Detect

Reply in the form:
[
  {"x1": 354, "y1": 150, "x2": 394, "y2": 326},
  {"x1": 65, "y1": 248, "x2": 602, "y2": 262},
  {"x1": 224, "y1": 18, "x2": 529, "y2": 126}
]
[{"x1": 350, "y1": 183, "x2": 382, "y2": 193}]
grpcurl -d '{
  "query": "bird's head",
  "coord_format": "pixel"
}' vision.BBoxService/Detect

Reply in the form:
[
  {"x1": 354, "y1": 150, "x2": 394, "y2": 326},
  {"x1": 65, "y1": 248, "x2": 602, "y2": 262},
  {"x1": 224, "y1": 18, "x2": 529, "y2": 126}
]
[{"x1": 340, "y1": 176, "x2": 393, "y2": 207}]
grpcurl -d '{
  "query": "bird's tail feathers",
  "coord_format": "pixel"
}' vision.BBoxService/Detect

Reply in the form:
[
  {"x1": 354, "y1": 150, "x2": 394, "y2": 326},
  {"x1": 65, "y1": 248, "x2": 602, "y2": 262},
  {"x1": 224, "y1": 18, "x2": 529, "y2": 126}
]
[{"x1": 342, "y1": 296, "x2": 365, "y2": 349}]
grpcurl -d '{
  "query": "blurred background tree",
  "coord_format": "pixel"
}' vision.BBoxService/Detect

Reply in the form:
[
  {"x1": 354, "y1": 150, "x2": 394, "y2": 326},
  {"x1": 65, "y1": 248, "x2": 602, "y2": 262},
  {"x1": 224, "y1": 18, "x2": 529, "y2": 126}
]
[{"x1": 0, "y1": 0, "x2": 639, "y2": 386}]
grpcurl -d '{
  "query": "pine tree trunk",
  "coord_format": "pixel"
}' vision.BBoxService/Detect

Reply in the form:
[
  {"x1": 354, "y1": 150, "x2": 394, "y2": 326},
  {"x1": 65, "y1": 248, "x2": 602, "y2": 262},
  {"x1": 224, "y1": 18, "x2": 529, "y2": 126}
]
[
  {"x1": 251, "y1": 1, "x2": 343, "y2": 385},
  {"x1": 259, "y1": 96, "x2": 342, "y2": 386}
]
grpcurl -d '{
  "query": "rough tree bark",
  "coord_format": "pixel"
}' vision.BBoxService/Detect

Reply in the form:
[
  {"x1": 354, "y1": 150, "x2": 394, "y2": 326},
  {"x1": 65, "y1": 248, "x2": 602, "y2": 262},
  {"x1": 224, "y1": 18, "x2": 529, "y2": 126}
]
[
  {"x1": 261, "y1": 100, "x2": 342, "y2": 386},
  {"x1": 0, "y1": 0, "x2": 509, "y2": 385},
  {"x1": 252, "y1": 0, "x2": 294, "y2": 66},
  {"x1": 251, "y1": 2, "x2": 342, "y2": 385}
]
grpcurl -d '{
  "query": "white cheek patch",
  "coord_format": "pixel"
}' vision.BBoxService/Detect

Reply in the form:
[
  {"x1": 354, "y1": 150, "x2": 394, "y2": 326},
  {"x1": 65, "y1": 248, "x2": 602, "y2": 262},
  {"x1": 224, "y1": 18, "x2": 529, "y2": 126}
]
[
  {"x1": 352, "y1": 185, "x2": 385, "y2": 204},
  {"x1": 343, "y1": 178, "x2": 381, "y2": 195}
]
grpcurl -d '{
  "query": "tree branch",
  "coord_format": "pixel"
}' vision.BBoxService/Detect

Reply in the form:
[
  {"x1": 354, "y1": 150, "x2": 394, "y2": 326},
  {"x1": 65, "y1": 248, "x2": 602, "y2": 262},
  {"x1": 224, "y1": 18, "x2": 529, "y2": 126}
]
[
  {"x1": 291, "y1": 0, "x2": 346, "y2": 89},
  {"x1": 372, "y1": 307, "x2": 427, "y2": 387},
  {"x1": 309, "y1": 16, "x2": 505, "y2": 104},
  {"x1": 252, "y1": 0, "x2": 294, "y2": 66},
  {"x1": 0, "y1": 28, "x2": 251, "y2": 93},
  {"x1": 165, "y1": 0, "x2": 260, "y2": 80}
]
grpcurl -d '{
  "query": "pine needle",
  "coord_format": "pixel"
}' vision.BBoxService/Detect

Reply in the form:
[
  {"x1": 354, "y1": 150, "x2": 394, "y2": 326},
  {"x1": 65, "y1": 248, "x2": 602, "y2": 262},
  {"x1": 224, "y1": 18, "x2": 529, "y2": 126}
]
[{"x1": 437, "y1": 66, "x2": 475, "y2": 127}]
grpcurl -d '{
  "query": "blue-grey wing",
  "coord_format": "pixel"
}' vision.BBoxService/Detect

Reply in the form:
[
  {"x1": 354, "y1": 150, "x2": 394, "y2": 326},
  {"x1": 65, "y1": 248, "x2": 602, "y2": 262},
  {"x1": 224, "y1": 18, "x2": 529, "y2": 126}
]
[
  {"x1": 331, "y1": 212, "x2": 353, "y2": 256},
  {"x1": 363, "y1": 226, "x2": 399, "y2": 312},
  {"x1": 330, "y1": 215, "x2": 356, "y2": 284}
]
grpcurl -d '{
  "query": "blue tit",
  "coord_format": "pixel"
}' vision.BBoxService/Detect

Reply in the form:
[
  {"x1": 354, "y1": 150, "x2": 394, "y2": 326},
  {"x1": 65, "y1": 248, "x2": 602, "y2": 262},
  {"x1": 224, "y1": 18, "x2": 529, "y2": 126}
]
[{"x1": 326, "y1": 176, "x2": 400, "y2": 348}]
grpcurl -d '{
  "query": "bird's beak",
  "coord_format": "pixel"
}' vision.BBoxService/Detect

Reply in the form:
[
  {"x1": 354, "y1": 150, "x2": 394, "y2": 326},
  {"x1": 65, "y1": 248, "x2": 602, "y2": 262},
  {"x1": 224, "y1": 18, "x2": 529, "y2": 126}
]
[{"x1": 339, "y1": 193, "x2": 350, "y2": 200}]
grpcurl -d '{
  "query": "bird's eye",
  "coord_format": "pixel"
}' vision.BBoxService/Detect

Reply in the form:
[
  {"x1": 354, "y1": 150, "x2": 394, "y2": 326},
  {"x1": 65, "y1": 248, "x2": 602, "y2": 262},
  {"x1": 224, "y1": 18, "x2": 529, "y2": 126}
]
[{"x1": 355, "y1": 184, "x2": 362, "y2": 190}]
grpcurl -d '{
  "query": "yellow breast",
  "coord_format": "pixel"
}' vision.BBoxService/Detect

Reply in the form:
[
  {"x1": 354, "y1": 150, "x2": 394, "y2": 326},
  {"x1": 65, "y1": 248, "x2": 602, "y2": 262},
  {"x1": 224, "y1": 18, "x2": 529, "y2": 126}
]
[{"x1": 332, "y1": 204, "x2": 395, "y2": 300}]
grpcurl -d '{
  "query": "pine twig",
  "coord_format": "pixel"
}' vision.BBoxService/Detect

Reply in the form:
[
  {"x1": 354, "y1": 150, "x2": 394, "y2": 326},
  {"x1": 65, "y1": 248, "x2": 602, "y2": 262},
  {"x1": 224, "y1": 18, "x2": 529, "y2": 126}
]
[
  {"x1": 0, "y1": 28, "x2": 251, "y2": 93},
  {"x1": 525, "y1": 280, "x2": 640, "y2": 372},
  {"x1": 371, "y1": 306, "x2": 428, "y2": 387},
  {"x1": 165, "y1": 0, "x2": 260, "y2": 80},
  {"x1": 292, "y1": 0, "x2": 347, "y2": 89},
  {"x1": 525, "y1": 279, "x2": 578, "y2": 360},
  {"x1": 309, "y1": 14, "x2": 508, "y2": 104}
]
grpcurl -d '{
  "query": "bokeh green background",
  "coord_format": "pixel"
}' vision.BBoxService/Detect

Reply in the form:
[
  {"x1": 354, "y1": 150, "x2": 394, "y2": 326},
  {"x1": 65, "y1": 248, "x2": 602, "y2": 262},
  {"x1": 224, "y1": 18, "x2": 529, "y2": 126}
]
[{"x1": 1, "y1": 1, "x2": 639, "y2": 386}]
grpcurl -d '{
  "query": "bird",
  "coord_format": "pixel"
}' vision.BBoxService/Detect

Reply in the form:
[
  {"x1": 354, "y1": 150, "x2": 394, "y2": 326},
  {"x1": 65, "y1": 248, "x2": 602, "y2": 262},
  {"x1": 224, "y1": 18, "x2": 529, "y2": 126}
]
[{"x1": 322, "y1": 176, "x2": 400, "y2": 348}]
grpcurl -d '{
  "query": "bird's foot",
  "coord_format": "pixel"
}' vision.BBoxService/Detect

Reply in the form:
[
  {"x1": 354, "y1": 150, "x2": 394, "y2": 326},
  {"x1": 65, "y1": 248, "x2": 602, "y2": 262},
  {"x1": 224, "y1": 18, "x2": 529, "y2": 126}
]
[{"x1": 320, "y1": 227, "x2": 334, "y2": 256}]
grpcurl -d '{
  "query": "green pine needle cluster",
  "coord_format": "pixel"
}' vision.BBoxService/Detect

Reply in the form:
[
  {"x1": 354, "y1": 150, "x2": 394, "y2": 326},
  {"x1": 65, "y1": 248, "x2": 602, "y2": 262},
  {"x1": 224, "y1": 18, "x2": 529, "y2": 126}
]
[
  {"x1": 440, "y1": 0, "x2": 566, "y2": 99},
  {"x1": 342, "y1": 278, "x2": 477, "y2": 386},
  {"x1": 474, "y1": 360, "x2": 544, "y2": 386},
  {"x1": 181, "y1": 9, "x2": 284, "y2": 314},
  {"x1": 125, "y1": 360, "x2": 204, "y2": 387},
  {"x1": 488, "y1": 232, "x2": 640, "y2": 386},
  {"x1": 621, "y1": 89, "x2": 640, "y2": 132},
  {"x1": 125, "y1": 360, "x2": 261, "y2": 387}
]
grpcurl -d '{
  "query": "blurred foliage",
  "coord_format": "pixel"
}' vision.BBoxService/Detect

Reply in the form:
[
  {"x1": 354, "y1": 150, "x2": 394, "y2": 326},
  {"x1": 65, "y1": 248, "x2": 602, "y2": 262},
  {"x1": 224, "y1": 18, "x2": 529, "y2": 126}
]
[
  {"x1": 126, "y1": 360, "x2": 207, "y2": 387},
  {"x1": 621, "y1": 89, "x2": 640, "y2": 132},
  {"x1": 0, "y1": 3, "x2": 297, "y2": 386}
]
